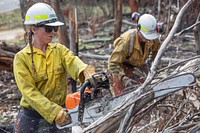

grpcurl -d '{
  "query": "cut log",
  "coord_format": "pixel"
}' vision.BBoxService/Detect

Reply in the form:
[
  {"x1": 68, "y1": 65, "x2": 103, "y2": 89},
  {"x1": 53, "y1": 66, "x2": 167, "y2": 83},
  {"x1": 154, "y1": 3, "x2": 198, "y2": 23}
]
[
  {"x1": 0, "y1": 41, "x2": 23, "y2": 53},
  {"x1": 0, "y1": 49, "x2": 15, "y2": 58},
  {"x1": 0, "y1": 41, "x2": 22, "y2": 71},
  {"x1": 0, "y1": 56, "x2": 13, "y2": 71}
]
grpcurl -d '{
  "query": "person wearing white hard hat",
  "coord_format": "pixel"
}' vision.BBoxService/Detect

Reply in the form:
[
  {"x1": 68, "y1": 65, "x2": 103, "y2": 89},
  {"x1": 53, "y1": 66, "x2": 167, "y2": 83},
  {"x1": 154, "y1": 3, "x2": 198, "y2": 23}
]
[
  {"x1": 13, "y1": 2, "x2": 97, "y2": 132},
  {"x1": 108, "y1": 12, "x2": 164, "y2": 96}
]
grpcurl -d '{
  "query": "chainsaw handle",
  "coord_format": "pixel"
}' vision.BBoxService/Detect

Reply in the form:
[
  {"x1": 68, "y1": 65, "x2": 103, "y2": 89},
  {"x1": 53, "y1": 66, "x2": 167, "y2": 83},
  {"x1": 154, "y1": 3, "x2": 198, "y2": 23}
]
[
  {"x1": 78, "y1": 80, "x2": 90, "y2": 123},
  {"x1": 80, "y1": 80, "x2": 91, "y2": 94}
]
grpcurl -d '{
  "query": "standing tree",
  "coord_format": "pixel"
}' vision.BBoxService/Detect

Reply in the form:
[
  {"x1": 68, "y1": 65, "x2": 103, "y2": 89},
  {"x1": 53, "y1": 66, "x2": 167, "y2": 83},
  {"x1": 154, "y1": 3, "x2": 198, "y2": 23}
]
[
  {"x1": 68, "y1": 3, "x2": 79, "y2": 92},
  {"x1": 53, "y1": 0, "x2": 70, "y2": 48},
  {"x1": 113, "y1": 0, "x2": 123, "y2": 40},
  {"x1": 193, "y1": 13, "x2": 200, "y2": 55}
]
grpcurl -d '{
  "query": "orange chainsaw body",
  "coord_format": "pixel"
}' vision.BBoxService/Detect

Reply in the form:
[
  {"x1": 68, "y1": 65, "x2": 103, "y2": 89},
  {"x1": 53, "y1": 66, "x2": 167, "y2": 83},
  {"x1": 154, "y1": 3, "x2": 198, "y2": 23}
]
[{"x1": 65, "y1": 89, "x2": 92, "y2": 109}]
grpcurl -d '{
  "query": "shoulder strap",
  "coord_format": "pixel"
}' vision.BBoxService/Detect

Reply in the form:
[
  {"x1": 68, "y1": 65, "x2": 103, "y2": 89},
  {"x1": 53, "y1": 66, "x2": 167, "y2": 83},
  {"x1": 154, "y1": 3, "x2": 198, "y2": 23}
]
[{"x1": 128, "y1": 29, "x2": 136, "y2": 57}]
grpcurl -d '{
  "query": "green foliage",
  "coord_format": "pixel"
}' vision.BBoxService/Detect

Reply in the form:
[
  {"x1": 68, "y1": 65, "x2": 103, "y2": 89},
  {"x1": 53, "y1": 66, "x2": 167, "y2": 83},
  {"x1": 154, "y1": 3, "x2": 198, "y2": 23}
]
[{"x1": 0, "y1": 9, "x2": 22, "y2": 30}]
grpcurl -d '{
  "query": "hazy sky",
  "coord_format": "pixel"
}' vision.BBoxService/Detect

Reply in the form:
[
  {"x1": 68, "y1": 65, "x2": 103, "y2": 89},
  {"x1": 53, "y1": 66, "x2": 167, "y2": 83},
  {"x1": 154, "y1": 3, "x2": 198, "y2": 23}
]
[{"x1": 0, "y1": 0, "x2": 20, "y2": 14}]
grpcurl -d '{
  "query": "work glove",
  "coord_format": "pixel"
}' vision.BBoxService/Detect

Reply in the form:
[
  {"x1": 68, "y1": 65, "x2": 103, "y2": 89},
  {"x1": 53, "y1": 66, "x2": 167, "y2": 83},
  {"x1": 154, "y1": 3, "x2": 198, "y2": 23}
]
[
  {"x1": 55, "y1": 109, "x2": 71, "y2": 125},
  {"x1": 112, "y1": 75, "x2": 124, "y2": 96},
  {"x1": 83, "y1": 65, "x2": 96, "y2": 88},
  {"x1": 122, "y1": 76, "x2": 137, "y2": 88}
]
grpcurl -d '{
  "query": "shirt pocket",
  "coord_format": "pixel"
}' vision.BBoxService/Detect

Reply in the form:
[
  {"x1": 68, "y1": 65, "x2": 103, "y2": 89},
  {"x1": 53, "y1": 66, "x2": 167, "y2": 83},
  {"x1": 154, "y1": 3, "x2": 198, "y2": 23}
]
[
  {"x1": 34, "y1": 70, "x2": 48, "y2": 82},
  {"x1": 54, "y1": 66, "x2": 65, "y2": 74},
  {"x1": 54, "y1": 66, "x2": 67, "y2": 92}
]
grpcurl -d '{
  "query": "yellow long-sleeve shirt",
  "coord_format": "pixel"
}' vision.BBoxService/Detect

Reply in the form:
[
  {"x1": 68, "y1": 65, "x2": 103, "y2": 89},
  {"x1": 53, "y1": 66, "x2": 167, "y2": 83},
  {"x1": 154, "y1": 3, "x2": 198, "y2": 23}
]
[
  {"x1": 108, "y1": 29, "x2": 160, "y2": 80},
  {"x1": 13, "y1": 43, "x2": 87, "y2": 123}
]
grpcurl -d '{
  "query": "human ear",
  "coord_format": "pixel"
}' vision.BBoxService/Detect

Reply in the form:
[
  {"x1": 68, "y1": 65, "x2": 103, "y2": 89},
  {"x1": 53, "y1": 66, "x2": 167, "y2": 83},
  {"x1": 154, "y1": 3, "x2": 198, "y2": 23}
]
[{"x1": 31, "y1": 26, "x2": 38, "y2": 34}]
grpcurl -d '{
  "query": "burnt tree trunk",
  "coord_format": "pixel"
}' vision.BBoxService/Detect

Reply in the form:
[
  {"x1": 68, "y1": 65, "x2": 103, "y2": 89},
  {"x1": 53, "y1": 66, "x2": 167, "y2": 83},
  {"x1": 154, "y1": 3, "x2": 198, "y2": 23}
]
[
  {"x1": 128, "y1": 0, "x2": 138, "y2": 13},
  {"x1": 19, "y1": 0, "x2": 34, "y2": 31},
  {"x1": 113, "y1": 0, "x2": 123, "y2": 40},
  {"x1": 193, "y1": 13, "x2": 200, "y2": 55},
  {"x1": 68, "y1": 6, "x2": 78, "y2": 56},
  {"x1": 68, "y1": 5, "x2": 79, "y2": 92},
  {"x1": 53, "y1": 0, "x2": 70, "y2": 48}
]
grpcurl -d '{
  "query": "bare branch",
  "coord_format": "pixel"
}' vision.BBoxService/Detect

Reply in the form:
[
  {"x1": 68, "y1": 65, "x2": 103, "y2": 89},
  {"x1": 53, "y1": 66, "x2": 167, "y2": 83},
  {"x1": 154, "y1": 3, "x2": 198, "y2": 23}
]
[
  {"x1": 175, "y1": 21, "x2": 200, "y2": 36},
  {"x1": 161, "y1": 99, "x2": 188, "y2": 133}
]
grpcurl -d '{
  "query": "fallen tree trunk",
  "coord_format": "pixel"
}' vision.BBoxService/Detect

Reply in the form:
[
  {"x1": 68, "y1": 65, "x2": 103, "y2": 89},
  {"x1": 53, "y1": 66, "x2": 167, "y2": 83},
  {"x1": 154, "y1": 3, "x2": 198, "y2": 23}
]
[
  {"x1": 0, "y1": 41, "x2": 23, "y2": 54},
  {"x1": 0, "y1": 49, "x2": 15, "y2": 58},
  {"x1": 0, "y1": 56, "x2": 13, "y2": 71},
  {"x1": 0, "y1": 41, "x2": 22, "y2": 71},
  {"x1": 80, "y1": 38, "x2": 112, "y2": 44}
]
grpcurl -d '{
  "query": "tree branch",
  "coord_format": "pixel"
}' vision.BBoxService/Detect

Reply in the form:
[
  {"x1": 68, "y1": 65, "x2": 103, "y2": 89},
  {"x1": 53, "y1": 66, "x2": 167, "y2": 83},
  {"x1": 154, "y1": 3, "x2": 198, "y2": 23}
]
[{"x1": 174, "y1": 21, "x2": 200, "y2": 36}]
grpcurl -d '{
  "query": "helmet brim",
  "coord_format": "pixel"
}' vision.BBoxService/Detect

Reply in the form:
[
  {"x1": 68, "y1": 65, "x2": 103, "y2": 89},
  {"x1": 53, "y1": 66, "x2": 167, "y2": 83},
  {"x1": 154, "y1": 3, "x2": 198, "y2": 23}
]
[
  {"x1": 140, "y1": 30, "x2": 158, "y2": 40},
  {"x1": 45, "y1": 21, "x2": 64, "y2": 26}
]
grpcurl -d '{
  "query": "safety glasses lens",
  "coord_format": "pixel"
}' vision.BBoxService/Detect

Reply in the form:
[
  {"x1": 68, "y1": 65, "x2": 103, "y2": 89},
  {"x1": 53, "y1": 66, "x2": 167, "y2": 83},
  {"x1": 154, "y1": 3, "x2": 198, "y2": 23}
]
[{"x1": 44, "y1": 26, "x2": 59, "y2": 33}]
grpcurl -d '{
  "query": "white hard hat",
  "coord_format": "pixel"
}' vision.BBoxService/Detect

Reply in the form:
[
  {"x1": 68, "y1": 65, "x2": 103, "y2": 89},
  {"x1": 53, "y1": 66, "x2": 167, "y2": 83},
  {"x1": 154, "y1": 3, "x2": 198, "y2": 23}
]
[
  {"x1": 138, "y1": 14, "x2": 158, "y2": 40},
  {"x1": 24, "y1": 3, "x2": 64, "y2": 26}
]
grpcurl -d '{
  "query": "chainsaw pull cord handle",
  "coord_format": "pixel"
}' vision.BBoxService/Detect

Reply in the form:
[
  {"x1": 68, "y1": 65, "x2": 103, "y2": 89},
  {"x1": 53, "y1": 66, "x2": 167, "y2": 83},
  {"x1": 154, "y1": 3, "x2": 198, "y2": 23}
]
[{"x1": 78, "y1": 80, "x2": 90, "y2": 123}]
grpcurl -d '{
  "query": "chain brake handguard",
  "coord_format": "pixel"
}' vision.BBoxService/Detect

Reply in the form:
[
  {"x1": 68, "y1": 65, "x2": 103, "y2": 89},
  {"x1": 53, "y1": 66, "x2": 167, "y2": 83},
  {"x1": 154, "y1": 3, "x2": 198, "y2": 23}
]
[
  {"x1": 91, "y1": 72, "x2": 110, "y2": 90},
  {"x1": 78, "y1": 72, "x2": 110, "y2": 124}
]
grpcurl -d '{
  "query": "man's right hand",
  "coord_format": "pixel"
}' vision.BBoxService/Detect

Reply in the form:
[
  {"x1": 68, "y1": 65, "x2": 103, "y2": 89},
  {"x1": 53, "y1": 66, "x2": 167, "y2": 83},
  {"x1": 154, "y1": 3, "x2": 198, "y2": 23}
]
[{"x1": 55, "y1": 109, "x2": 71, "y2": 125}]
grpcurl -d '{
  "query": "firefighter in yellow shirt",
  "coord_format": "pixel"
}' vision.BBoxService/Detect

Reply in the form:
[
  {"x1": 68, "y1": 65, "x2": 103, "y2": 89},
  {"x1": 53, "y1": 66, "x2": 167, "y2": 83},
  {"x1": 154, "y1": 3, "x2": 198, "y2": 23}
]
[
  {"x1": 13, "y1": 3, "x2": 96, "y2": 133},
  {"x1": 108, "y1": 12, "x2": 163, "y2": 96}
]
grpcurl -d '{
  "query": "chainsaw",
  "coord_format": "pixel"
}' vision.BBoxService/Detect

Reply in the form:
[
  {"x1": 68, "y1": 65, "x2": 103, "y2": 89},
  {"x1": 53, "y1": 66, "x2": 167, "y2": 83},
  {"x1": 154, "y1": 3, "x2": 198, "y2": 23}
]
[{"x1": 56, "y1": 72, "x2": 196, "y2": 130}]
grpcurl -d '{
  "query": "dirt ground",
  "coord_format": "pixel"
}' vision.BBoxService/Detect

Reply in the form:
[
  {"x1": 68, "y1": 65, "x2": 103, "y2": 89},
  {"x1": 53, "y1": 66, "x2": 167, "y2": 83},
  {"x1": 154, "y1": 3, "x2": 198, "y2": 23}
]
[{"x1": 0, "y1": 28, "x2": 24, "y2": 41}]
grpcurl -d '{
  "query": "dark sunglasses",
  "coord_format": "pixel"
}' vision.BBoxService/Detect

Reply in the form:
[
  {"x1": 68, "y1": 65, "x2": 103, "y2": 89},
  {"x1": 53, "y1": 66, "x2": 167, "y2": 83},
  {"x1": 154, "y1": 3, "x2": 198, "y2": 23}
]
[{"x1": 37, "y1": 25, "x2": 59, "y2": 33}]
